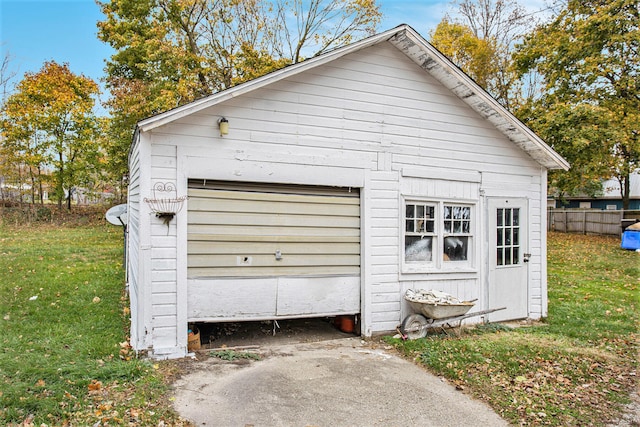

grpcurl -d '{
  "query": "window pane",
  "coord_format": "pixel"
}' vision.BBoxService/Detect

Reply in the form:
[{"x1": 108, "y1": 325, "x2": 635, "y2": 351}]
[
  {"x1": 453, "y1": 220, "x2": 462, "y2": 233},
  {"x1": 427, "y1": 206, "x2": 435, "y2": 218},
  {"x1": 406, "y1": 220, "x2": 413, "y2": 232},
  {"x1": 497, "y1": 209, "x2": 503, "y2": 227},
  {"x1": 444, "y1": 220, "x2": 452, "y2": 233},
  {"x1": 444, "y1": 206, "x2": 452, "y2": 219},
  {"x1": 497, "y1": 228, "x2": 503, "y2": 246},
  {"x1": 505, "y1": 209, "x2": 512, "y2": 226},
  {"x1": 426, "y1": 220, "x2": 435, "y2": 233},
  {"x1": 505, "y1": 247, "x2": 512, "y2": 265},
  {"x1": 513, "y1": 247, "x2": 519, "y2": 265},
  {"x1": 513, "y1": 228, "x2": 519, "y2": 245},
  {"x1": 406, "y1": 204, "x2": 415, "y2": 218},
  {"x1": 462, "y1": 221, "x2": 470, "y2": 233},
  {"x1": 405, "y1": 236, "x2": 432, "y2": 262},
  {"x1": 417, "y1": 205, "x2": 425, "y2": 218},
  {"x1": 462, "y1": 207, "x2": 470, "y2": 219},
  {"x1": 497, "y1": 248, "x2": 503, "y2": 266},
  {"x1": 444, "y1": 236, "x2": 468, "y2": 261},
  {"x1": 505, "y1": 229, "x2": 512, "y2": 245},
  {"x1": 513, "y1": 208, "x2": 519, "y2": 226}
]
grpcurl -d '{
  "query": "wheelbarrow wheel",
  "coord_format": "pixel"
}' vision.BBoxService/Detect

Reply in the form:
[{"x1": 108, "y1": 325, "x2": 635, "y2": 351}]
[{"x1": 400, "y1": 314, "x2": 428, "y2": 339}]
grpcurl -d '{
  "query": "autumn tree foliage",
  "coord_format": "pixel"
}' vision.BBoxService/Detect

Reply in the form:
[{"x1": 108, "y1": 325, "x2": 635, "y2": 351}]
[
  {"x1": 0, "y1": 61, "x2": 101, "y2": 209},
  {"x1": 514, "y1": 0, "x2": 640, "y2": 208},
  {"x1": 430, "y1": 20, "x2": 499, "y2": 95},
  {"x1": 431, "y1": 0, "x2": 536, "y2": 108},
  {"x1": 97, "y1": 0, "x2": 382, "y2": 184}
]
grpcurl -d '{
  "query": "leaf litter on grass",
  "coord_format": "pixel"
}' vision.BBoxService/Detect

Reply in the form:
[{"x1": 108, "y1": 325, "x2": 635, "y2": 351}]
[
  {"x1": 389, "y1": 232, "x2": 639, "y2": 426},
  {"x1": 0, "y1": 224, "x2": 189, "y2": 426}
]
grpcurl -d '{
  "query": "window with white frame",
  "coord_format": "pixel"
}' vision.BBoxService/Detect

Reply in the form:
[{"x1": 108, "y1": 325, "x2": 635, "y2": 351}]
[
  {"x1": 403, "y1": 200, "x2": 474, "y2": 269},
  {"x1": 404, "y1": 203, "x2": 436, "y2": 262}
]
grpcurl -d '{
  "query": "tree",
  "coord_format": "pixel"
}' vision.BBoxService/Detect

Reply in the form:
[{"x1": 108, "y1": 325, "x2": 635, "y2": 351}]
[
  {"x1": 430, "y1": 19, "x2": 499, "y2": 93},
  {"x1": 0, "y1": 48, "x2": 18, "y2": 202},
  {"x1": 432, "y1": 0, "x2": 537, "y2": 108},
  {"x1": 0, "y1": 61, "x2": 101, "y2": 209},
  {"x1": 0, "y1": 48, "x2": 17, "y2": 102},
  {"x1": 97, "y1": 0, "x2": 381, "y2": 186},
  {"x1": 514, "y1": 0, "x2": 639, "y2": 209}
]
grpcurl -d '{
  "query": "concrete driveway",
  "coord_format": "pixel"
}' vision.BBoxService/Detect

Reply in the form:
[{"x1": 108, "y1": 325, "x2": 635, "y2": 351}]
[{"x1": 172, "y1": 336, "x2": 509, "y2": 426}]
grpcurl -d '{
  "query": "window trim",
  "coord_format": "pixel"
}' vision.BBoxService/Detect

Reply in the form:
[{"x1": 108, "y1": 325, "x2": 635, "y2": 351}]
[{"x1": 401, "y1": 197, "x2": 477, "y2": 274}]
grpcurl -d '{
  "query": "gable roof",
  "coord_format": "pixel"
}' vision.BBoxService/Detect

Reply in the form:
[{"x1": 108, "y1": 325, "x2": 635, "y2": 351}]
[{"x1": 137, "y1": 24, "x2": 569, "y2": 171}]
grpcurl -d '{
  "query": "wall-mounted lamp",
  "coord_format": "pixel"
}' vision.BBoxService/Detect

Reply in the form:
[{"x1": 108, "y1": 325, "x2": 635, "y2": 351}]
[{"x1": 218, "y1": 117, "x2": 229, "y2": 136}]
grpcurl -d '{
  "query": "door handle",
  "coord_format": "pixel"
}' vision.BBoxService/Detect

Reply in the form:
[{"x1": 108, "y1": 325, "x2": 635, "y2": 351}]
[{"x1": 523, "y1": 253, "x2": 531, "y2": 262}]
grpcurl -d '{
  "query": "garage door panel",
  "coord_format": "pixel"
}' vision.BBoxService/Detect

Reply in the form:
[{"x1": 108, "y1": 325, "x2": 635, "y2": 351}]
[
  {"x1": 187, "y1": 233, "x2": 359, "y2": 243},
  {"x1": 187, "y1": 224, "x2": 360, "y2": 238},
  {"x1": 189, "y1": 188, "x2": 359, "y2": 205},
  {"x1": 276, "y1": 277, "x2": 360, "y2": 316},
  {"x1": 188, "y1": 241, "x2": 361, "y2": 255},
  {"x1": 188, "y1": 254, "x2": 361, "y2": 268},
  {"x1": 188, "y1": 196, "x2": 360, "y2": 216},
  {"x1": 188, "y1": 278, "x2": 278, "y2": 319},
  {"x1": 187, "y1": 266, "x2": 359, "y2": 278},
  {"x1": 188, "y1": 211, "x2": 360, "y2": 228}
]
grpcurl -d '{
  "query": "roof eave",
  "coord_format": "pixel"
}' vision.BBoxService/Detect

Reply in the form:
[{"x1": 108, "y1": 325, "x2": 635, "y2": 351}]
[{"x1": 388, "y1": 27, "x2": 570, "y2": 171}]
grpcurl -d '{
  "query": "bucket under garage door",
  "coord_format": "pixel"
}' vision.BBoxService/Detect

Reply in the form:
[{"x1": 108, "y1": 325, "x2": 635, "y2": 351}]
[{"x1": 186, "y1": 180, "x2": 361, "y2": 322}]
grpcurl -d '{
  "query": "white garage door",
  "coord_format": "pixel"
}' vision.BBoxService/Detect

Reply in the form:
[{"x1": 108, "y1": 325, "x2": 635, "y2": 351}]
[{"x1": 186, "y1": 180, "x2": 361, "y2": 321}]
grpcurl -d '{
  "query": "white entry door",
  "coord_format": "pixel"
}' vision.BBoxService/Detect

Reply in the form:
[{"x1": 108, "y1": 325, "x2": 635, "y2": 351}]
[{"x1": 488, "y1": 198, "x2": 529, "y2": 321}]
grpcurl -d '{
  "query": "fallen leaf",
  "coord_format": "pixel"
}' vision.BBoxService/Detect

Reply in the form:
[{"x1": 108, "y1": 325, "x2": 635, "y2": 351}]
[{"x1": 88, "y1": 380, "x2": 102, "y2": 391}]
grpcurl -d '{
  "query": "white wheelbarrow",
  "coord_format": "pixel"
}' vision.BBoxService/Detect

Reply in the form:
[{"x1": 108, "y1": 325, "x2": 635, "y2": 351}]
[{"x1": 399, "y1": 290, "x2": 506, "y2": 340}]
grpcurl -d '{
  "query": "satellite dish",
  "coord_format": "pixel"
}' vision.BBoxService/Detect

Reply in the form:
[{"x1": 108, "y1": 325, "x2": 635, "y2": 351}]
[{"x1": 106, "y1": 204, "x2": 128, "y2": 226}]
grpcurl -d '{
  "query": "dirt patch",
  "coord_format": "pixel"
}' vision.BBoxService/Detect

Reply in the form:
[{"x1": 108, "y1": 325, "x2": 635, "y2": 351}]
[{"x1": 189, "y1": 317, "x2": 357, "y2": 350}]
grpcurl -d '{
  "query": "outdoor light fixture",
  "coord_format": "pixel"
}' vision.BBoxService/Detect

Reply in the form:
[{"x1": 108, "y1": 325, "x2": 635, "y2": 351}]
[{"x1": 218, "y1": 117, "x2": 229, "y2": 136}]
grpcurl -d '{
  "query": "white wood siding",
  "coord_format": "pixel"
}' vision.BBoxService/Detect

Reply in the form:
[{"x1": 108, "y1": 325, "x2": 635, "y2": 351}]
[
  {"x1": 127, "y1": 136, "x2": 142, "y2": 349},
  {"x1": 135, "y1": 40, "x2": 547, "y2": 352},
  {"x1": 148, "y1": 142, "x2": 179, "y2": 355}
]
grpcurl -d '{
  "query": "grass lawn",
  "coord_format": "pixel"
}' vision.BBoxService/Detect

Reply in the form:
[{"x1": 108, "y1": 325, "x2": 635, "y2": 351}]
[
  {"x1": 0, "y1": 223, "x2": 187, "y2": 426},
  {"x1": 388, "y1": 232, "x2": 639, "y2": 426}
]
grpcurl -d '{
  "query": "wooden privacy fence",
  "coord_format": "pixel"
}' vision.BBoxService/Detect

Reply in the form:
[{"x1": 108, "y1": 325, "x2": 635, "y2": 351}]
[{"x1": 548, "y1": 209, "x2": 623, "y2": 236}]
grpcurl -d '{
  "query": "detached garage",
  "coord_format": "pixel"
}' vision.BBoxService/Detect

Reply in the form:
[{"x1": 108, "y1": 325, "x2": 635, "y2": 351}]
[{"x1": 126, "y1": 25, "x2": 569, "y2": 359}]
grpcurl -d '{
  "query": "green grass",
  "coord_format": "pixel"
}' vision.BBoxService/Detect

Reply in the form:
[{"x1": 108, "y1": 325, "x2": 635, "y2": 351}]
[
  {"x1": 0, "y1": 224, "x2": 186, "y2": 426},
  {"x1": 388, "y1": 232, "x2": 639, "y2": 426},
  {"x1": 210, "y1": 349, "x2": 261, "y2": 361}
]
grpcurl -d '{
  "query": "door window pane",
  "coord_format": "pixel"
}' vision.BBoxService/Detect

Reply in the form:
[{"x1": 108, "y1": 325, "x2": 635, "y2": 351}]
[{"x1": 496, "y1": 207, "x2": 520, "y2": 266}]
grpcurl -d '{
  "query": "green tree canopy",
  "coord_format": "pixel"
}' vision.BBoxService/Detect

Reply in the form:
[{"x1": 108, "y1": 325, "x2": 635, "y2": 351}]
[
  {"x1": 514, "y1": 0, "x2": 639, "y2": 208},
  {"x1": 0, "y1": 61, "x2": 101, "y2": 209}
]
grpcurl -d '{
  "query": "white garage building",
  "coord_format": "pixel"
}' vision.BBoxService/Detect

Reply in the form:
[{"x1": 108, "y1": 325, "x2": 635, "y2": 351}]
[{"x1": 126, "y1": 25, "x2": 569, "y2": 359}]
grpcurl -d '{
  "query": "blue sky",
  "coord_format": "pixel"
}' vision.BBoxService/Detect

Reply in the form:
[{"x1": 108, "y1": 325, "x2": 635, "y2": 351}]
[{"x1": 0, "y1": 0, "x2": 547, "y2": 97}]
